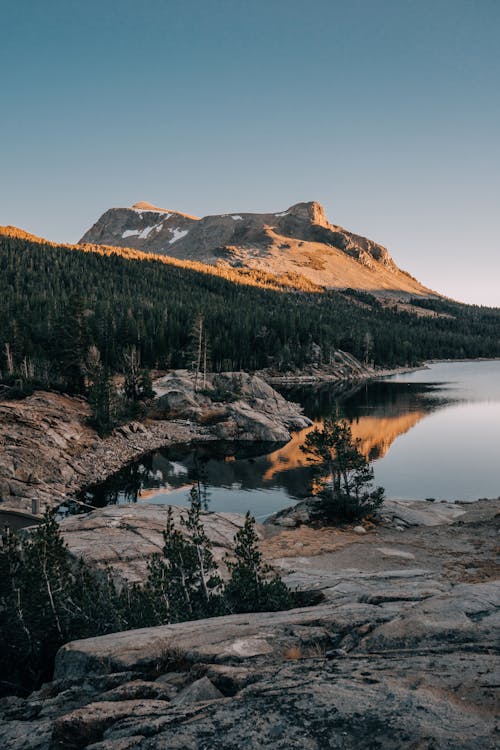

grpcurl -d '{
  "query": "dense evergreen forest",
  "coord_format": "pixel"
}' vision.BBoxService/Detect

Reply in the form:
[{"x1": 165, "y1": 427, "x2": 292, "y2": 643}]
[{"x1": 1, "y1": 230, "x2": 499, "y2": 395}]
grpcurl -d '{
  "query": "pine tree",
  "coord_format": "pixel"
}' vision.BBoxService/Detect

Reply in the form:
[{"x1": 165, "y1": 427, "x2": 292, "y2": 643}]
[
  {"x1": 141, "y1": 488, "x2": 223, "y2": 623},
  {"x1": 138, "y1": 366, "x2": 155, "y2": 400},
  {"x1": 224, "y1": 512, "x2": 292, "y2": 613},
  {"x1": 85, "y1": 345, "x2": 118, "y2": 436},
  {"x1": 301, "y1": 418, "x2": 385, "y2": 521},
  {"x1": 190, "y1": 313, "x2": 204, "y2": 391},
  {"x1": 55, "y1": 294, "x2": 88, "y2": 393},
  {"x1": 0, "y1": 512, "x2": 87, "y2": 692},
  {"x1": 4, "y1": 342, "x2": 13, "y2": 375},
  {"x1": 0, "y1": 495, "x2": 293, "y2": 697},
  {"x1": 123, "y1": 345, "x2": 142, "y2": 401},
  {"x1": 0, "y1": 513, "x2": 132, "y2": 696},
  {"x1": 189, "y1": 314, "x2": 211, "y2": 391}
]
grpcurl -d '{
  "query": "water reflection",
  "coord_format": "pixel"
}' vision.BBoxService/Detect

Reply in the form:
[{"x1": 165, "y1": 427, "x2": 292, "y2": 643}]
[
  {"x1": 77, "y1": 361, "x2": 500, "y2": 516},
  {"x1": 262, "y1": 410, "x2": 426, "y2": 481}
]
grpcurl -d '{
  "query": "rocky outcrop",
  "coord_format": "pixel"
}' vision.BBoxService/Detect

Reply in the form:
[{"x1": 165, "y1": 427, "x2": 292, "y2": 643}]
[
  {"x1": 265, "y1": 497, "x2": 468, "y2": 529},
  {"x1": 154, "y1": 370, "x2": 311, "y2": 442},
  {"x1": 59, "y1": 504, "x2": 262, "y2": 583},
  {"x1": 79, "y1": 201, "x2": 437, "y2": 299},
  {"x1": 0, "y1": 373, "x2": 308, "y2": 519},
  {"x1": 0, "y1": 391, "x2": 208, "y2": 517},
  {"x1": 1, "y1": 581, "x2": 497, "y2": 748},
  {"x1": 0, "y1": 392, "x2": 95, "y2": 513},
  {"x1": 260, "y1": 348, "x2": 376, "y2": 385},
  {"x1": 1, "y1": 500, "x2": 497, "y2": 748}
]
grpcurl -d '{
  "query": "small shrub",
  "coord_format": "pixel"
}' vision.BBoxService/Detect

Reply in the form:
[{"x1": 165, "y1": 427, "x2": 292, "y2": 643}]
[{"x1": 202, "y1": 374, "x2": 243, "y2": 403}]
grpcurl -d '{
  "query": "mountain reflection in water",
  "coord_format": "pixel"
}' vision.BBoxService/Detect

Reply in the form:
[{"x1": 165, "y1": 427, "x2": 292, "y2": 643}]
[
  {"x1": 262, "y1": 411, "x2": 426, "y2": 482},
  {"x1": 77, "y1": 361, "x2": 500, "y2": 516}
]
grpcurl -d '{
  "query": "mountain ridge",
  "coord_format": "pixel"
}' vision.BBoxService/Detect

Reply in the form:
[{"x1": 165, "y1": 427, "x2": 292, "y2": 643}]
[{"x1": 79, "y1": 200, "x2": 437, "y2": 299}]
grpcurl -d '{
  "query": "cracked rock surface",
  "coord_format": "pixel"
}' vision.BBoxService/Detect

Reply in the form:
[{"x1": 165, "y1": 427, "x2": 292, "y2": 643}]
[
  {"x1": 59, "y1": 504, "x2": 258, "y2": 583},
  {"x1": 1, "y1": 500, "x2": 498, "y2": 749}
]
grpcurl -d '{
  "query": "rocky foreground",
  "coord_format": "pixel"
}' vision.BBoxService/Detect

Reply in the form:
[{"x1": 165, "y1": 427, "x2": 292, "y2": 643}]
[{"x1": 1, "y1": 499, "x2": 498, "y2": 749}]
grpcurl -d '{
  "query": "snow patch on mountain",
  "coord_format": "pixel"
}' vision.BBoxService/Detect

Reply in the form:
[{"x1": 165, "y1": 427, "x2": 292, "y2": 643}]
[{"x1": 169, "y1": 228, "x2": 189, "y2": 244}]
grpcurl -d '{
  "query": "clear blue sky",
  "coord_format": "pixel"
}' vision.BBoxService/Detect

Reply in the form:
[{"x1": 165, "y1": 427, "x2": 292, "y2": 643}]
[{"x1": 1, "y1": 0, "x2": 499, "y2": 305}]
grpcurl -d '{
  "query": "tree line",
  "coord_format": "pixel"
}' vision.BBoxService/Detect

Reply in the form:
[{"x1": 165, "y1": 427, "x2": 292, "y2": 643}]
[{"x1": 1, "y1": 232, "x2": 499, "y2": 398}]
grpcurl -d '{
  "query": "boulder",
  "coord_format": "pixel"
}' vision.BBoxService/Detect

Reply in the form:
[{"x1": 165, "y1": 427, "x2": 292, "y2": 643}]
[
  {"x1": 359, "y1": 580, "x2": 500, "y2": 652},
  {"x1": 51, "y1": 699, "x2": 171, "y2": 749},
  {"x1": 53, "y1": 603, "x2": 389, "y2": 680},
  {"x1": 265, "y1": 499, "x2": 321, "y2": 527},
  {"x1": 380, "y1": 499, "x2": 466, "y2": 527},
  {"x1": 154, "y1": 370, "x2": 311, "y2": 443}
]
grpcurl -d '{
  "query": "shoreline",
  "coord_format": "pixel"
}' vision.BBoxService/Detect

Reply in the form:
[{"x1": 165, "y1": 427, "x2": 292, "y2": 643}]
[
  {"x1": 0, "y1": 370, "x2": 309, "y2": 520},
  {"x1": 265, "y1": 356, "x2": 500, "y2": 387},
  {"x1": 262, "y1": 364, "x2": 425, "y2": 387},
  {"x1": 425, "y1": 356, "x2": 500, "y2": 363},
  {"x1": 1, "y1": 358, "x2": 498, "y2": 523}
]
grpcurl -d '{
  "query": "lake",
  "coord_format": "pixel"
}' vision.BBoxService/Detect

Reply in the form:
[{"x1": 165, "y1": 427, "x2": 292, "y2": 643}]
[{"x1": 77, "y1": 360, "x2": 500, "y2": 520}]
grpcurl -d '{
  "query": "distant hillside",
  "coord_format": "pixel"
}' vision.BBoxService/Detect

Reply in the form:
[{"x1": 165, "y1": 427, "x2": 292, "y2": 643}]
[
  {"x1": 1, "y1": 225, "x2": 499, "y2": 397},
  {"x1": 80, "y1": 201, "x2": 437, "y2": 299}
]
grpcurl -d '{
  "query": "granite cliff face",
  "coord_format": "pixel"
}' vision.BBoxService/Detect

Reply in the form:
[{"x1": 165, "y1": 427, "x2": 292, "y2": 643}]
[{"x1": 79, "y1": 201, "x2": 435, "y2": 298}]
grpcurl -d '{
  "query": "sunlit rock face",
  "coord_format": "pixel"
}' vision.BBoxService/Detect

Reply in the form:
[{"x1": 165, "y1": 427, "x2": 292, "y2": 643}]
[{"x1": 80, "y1": 201, "x2": 436, "y2": 299}]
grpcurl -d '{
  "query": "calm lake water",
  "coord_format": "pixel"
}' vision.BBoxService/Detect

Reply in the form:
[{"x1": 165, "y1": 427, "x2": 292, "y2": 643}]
[{"x1": 78, "y1": 360, "x2": 500, "y2": 519}]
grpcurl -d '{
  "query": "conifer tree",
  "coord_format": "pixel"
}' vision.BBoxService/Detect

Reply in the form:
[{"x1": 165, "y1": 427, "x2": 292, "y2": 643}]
[
  {"x1": 190, "y1": 313, "x2": 204, "y2": 390},
  {"x1": 0, "y1": 511, "x2": 99, "y2": 692},
  {"x1": 224, "y1": 512, "x2": 293, "y2": 613},
  {"x1": 142, "y1": 487, "x2": 223, "y2": 623},
  {"x1": 56, "y1": 294, "x2": 88, "y2": 393},
  {"x1": 301, "y1": 417, "x2": 385, "y2": 521},
  {"x1": 189, "y1": 313, "x2": 211, "y2": 390},
  {"x1": 85, "y1": 345, "x2": 118, "y2": 435},
  {"x1": 0, "y1": 495, "x2": 293, "y2": 696},
  {"x1": 123, "y1": 345, "x2": 142, "y2": 402}
]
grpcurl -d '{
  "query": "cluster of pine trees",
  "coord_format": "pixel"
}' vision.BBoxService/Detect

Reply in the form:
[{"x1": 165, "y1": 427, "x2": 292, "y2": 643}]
[
  {"x1": 0, "y1": 488, "x2": 292, "y2": 697},
  {"x1": 1, "y1": 232, "x2": 500, "y2": 398}
]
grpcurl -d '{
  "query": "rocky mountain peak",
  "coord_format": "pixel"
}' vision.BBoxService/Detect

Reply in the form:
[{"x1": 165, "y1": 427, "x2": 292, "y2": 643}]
[
  {"x1": 131, "y1": 201, "x2": 167, "y2": 212},
  {"x1": 286, "y1": 201, "x2": 330, "y2": 227},
  {"x1": 79, "y1": 201, "x2": 437, "y2": 299}
]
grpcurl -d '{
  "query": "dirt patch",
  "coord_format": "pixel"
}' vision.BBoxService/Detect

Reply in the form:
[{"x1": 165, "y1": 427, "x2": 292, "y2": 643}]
[{"x1": 261, "y1": 525, "x2": 364, "y2": 559}]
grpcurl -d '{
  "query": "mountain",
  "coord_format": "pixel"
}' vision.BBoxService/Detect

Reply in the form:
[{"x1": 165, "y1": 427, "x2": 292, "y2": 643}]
[{"x1": 79, "y1": 201, "x2": 436, "y2": 299}]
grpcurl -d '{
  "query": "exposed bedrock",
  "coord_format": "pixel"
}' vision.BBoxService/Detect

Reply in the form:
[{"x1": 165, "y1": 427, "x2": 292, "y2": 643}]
[{"x1": 1, "y1": 501, "x2": 498, "y2": 748}]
